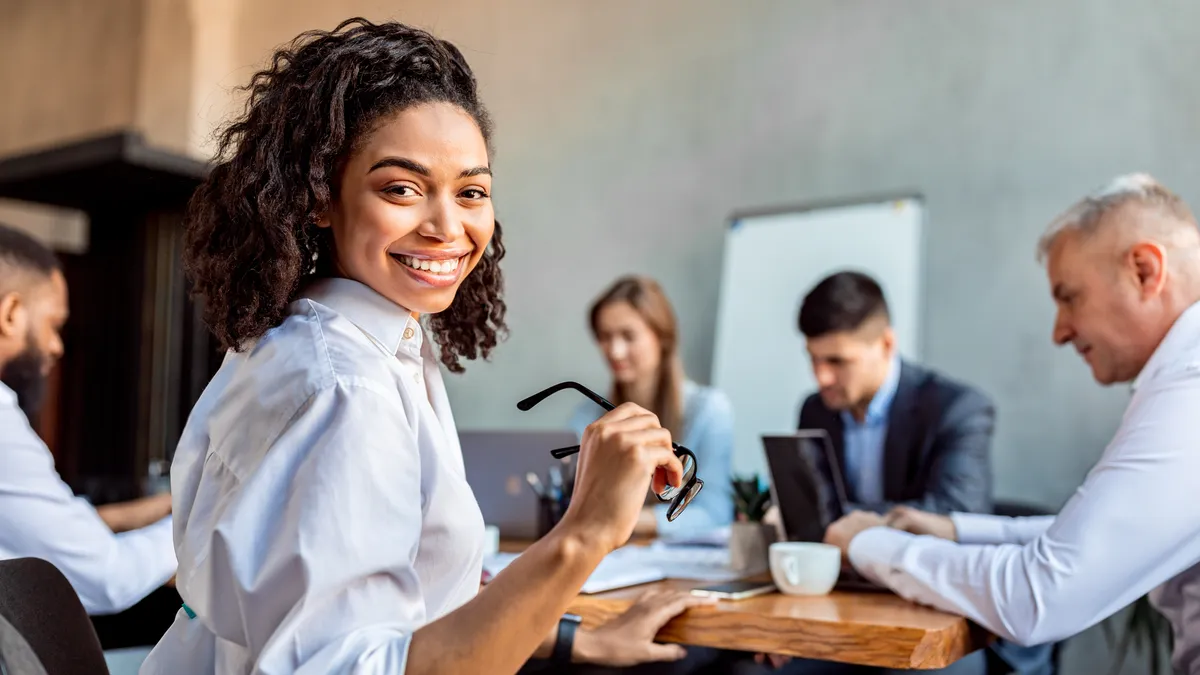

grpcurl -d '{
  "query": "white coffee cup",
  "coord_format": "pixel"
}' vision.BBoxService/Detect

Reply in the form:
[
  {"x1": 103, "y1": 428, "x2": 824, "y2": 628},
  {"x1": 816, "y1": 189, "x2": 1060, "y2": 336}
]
[{"x1": 768, "y1": 542, "x2": 841, "y2": 596}]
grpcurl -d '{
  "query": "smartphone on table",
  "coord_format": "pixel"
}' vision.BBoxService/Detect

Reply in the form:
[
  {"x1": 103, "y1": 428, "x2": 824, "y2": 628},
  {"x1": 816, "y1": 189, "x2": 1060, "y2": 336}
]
[{"x1": 690, "y1": 580, "x2": 777, "y2": 600}]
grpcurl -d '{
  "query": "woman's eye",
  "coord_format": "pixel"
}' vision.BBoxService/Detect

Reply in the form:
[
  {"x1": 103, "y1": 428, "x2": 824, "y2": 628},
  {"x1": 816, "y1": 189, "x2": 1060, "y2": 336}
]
[
  {"x1": 385, "y1": 185, "x2": 417, "y2": 197},
  {"x1": 460, "y1": 188, "x2": 489, "y2": 200}
]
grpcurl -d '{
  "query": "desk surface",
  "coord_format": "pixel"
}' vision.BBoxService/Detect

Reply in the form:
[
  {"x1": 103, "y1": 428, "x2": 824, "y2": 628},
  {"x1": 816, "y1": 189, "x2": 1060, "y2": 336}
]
[{"x1": 501, "y1": 539, "x2": 986, "y2": 670}]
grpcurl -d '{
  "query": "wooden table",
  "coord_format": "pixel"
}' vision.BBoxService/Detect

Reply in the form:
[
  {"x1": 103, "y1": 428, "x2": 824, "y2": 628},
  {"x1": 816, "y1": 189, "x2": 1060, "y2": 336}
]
[{"x1": 500, "y1": 539, "x2": 988, "y2": 670}]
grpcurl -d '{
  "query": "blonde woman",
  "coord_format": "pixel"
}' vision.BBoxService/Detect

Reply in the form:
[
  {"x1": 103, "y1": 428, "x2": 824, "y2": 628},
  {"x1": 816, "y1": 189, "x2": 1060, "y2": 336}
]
[{"x1": 571, "y1": 276, "x2": 734, "y2": 537}]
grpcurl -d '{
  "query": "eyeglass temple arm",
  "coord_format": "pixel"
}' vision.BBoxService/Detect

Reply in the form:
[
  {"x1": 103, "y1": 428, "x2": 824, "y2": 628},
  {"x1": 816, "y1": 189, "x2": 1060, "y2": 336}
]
[
  {"x1": 550, "y1": 445, "x2": 580, "y2": 459},
  {"x1": 549, "y1": 441, "x2": 690, "y2": 460},
  {"x1": 516, "y1": 381, "x2": 616, "y2": 412}
]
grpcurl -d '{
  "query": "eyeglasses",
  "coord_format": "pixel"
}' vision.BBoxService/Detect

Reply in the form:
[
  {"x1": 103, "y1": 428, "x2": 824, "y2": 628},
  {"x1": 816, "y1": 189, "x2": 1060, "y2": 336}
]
[{"x1": 516, "y1": 381, "x2": 703, "y2": 522}]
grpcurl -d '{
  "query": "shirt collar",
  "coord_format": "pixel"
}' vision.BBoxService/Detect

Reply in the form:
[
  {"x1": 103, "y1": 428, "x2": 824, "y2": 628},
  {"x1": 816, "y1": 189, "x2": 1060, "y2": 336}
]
[
  {"x1": 1132, "y1": 299, "x2": 1200, "y2": 392},
  {"x1": 841, "y1": 355, "x2": 901, "y2": 426},
  {"x1": 297, "y1": 277, "x2": 421, "y2": 355},
  {"x1": 0, "y1": 381, "x2": 15, "y2": 408}
]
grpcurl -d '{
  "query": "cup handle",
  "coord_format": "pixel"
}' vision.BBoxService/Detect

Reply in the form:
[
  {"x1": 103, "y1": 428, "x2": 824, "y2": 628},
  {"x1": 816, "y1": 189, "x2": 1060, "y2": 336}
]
[{"x1": 783, "y1": 556, "x2": 801, "y2": 585}]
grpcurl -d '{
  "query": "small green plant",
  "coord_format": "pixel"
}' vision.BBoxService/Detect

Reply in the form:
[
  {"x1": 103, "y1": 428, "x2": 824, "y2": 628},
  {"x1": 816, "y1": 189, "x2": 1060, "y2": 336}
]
[
  {"x1": 1103, "y1": 594, "x2": 1173, "y2": 675},
  {"x1": 731, "y1": 474, "x2": 771, "y2": 522}
]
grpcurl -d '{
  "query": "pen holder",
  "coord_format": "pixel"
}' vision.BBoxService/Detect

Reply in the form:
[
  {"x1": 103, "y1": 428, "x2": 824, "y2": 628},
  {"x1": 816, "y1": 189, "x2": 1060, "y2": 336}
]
[{"x1": 537, "y1": 495, "x2": 568, "y2": 539}]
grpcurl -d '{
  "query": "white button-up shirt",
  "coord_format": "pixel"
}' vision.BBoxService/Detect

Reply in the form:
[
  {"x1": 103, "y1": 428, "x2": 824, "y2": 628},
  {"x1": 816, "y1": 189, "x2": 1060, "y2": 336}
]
[
  {"x1": 0, "y1": 383, "x2": 175, "y2": 614},
  {"x1": 141, "y1": 278, "x2": 485, "y2": 674},
  {"x1": 849, "y1": 301, "x2": 1200, "y2": 673}
]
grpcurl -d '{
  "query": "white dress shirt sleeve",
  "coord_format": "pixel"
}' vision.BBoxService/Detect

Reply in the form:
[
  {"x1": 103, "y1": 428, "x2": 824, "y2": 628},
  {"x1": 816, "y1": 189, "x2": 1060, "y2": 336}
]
[
  {"x1": 0, "y1": 417, "x2": 175, "y2": 615},
  {"x1": 949, "y1": 512, "x2": 1055, "y2": 546},
  {"x1": 847, "y1": 376, "x2": 1200, "y2": 646},
  {"x1": 189, "y1": 382, "x2": 434, "y2": 675}
]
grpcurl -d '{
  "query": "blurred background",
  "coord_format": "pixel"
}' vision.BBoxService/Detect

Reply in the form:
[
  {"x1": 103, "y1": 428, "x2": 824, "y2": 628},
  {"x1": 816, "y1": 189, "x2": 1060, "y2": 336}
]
[{"x1": 3, "y1": 1, "x2": 1195, "y2": 672}]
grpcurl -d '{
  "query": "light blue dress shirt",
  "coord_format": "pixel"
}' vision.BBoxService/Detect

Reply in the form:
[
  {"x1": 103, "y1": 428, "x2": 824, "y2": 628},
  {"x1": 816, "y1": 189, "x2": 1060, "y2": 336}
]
[
  {"x1": 568, "y1": 380, "x2": 734, "y2": 535},
  {"x1": 839, "y1": 357, "x2": 901, "y2": 505}
]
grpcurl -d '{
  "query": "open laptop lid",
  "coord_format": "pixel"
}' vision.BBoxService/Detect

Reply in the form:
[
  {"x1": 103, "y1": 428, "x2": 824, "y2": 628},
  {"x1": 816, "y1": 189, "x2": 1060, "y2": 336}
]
[
  {"x1": 459, "y1": 429, "x2": 578, "y2": 539},
  {"x1": 762, "y1": 430, "x2": 849, "y2": 542}
]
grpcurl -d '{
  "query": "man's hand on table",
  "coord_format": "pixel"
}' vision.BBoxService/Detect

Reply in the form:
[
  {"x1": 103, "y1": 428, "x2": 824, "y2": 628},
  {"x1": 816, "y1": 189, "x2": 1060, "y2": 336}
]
[
  {"x1": 573, "y1": 589, "x2": 716, "y2": 666},
  {"x1": 752, "y1": 507, "x2": 958, "y2": 671},
  {"x1": 884, "y1": 506, "x2": 957, "y2": 541},
  {"x1": 824, "y1": 506, "x2": 960, "y2": 559},
  {"x1": 823, "y1": 510, "x2": 888, "y2": 557}
]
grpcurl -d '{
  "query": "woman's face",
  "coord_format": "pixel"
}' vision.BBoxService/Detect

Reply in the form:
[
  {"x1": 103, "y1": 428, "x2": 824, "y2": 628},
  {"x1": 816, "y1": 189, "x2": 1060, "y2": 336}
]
[
  {"x1": 594, "y1": 301, "x2": 662, "y2": 386},
  {"x1": 321, "y1": 101, "x2": 494, "y2": 314}
]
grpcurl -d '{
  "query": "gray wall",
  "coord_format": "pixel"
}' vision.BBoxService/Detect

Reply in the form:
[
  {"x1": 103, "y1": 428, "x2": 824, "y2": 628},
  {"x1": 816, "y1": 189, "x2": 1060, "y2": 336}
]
[
  {"x1": 429, "y1": 2, "x2": 1192, "y2": 671},
  {"x1": 444, "y1": 0, "x2": 1196, "y2": 508}
]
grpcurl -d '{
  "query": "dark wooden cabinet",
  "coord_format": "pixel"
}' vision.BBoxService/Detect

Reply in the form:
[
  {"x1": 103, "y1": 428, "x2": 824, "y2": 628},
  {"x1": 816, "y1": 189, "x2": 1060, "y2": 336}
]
[{"x1": 0, "y1": 131, "x2": 217, "y2": 501}]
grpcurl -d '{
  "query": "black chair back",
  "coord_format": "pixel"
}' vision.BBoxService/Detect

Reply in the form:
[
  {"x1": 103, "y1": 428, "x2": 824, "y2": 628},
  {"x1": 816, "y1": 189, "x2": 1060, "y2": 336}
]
[{"x1": 0, "y1": 558, "x2": 108, "y2": 675}]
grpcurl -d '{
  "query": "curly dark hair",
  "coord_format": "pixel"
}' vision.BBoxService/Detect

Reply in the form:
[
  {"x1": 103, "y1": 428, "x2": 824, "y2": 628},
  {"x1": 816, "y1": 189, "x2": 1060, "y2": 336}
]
[{"x1": 185, "y1": 17, "x2": 506, "y2": 372}]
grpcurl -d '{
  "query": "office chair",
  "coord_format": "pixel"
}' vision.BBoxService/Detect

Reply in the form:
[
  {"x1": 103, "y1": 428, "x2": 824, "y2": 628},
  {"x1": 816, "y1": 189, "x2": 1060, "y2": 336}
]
[
  {"x1": 0, "y1": 612, "x2": 48, "y2": 675},
  {"x1": 0, "y1": 558, "x2": 109, "y2": 675}
]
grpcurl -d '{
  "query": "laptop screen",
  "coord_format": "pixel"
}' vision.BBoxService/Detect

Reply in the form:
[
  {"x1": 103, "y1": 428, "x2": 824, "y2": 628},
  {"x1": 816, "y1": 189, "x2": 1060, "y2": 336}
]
[{"x1": 762, "y1": 431, "x2": 848, "y2": 542}]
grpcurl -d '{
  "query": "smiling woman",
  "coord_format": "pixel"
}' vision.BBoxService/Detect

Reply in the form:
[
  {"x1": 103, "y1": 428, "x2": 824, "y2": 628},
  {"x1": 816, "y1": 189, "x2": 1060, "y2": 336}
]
[
  {"x1": 318, "y1": 103, "x2": 495, "y2": 318},
  {"x1": 140, "y1": 17, "x2": 703, "y2": 675},
  {"x1": 183, "y1": 22, "x2": 505, "y2": 372}
]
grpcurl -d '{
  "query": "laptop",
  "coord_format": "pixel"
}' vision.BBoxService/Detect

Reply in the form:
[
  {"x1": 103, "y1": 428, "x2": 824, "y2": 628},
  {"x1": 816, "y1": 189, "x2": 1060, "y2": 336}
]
[
  {"x1": 762, "y1": 431, "x2": 885, "y2": 592},
  {"x1": 459, "y1": 429, "x2": 578, "y2": 539}
]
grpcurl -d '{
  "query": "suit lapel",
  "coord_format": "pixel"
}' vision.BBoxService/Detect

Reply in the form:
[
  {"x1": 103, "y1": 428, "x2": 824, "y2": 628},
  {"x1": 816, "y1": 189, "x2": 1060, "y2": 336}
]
[{"x1": 882, "y1": 361, "x2": 921, "y2": 500}]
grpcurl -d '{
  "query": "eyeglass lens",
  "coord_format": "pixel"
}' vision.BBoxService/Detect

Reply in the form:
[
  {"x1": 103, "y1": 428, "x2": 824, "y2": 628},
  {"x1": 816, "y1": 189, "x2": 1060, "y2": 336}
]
[
  {"x1": 657, "y1": 452, "x2": 696, "y2": 501},
  {"x1": 666, "y1": 479, "x2": 704, "y2": 522}
]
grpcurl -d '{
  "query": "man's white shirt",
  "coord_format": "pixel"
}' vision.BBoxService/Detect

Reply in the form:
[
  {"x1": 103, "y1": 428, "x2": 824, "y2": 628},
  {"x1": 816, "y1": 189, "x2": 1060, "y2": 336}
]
[
  {"x1": 0, "y1": 382, "x2": 175, "y2": 614},
  {"x1": 849, "y1": 301, "x2": 1200, "y2": 673}
]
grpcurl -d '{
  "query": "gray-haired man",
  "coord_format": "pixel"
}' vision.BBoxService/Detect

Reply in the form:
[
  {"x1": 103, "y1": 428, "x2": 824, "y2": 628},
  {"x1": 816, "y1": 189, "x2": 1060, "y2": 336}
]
[{"x1": 824, "y1": 174, "x2": 1200, "y2": 673}]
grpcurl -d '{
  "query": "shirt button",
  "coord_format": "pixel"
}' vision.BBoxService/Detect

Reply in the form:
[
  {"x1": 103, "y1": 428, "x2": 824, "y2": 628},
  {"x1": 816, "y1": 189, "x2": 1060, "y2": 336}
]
[
  {"x1": 403, "y1": 327, "x2": 415, "y2": 340},
  {"x1": 413, "y1": 373, "x2": 422, "y2": 384}
]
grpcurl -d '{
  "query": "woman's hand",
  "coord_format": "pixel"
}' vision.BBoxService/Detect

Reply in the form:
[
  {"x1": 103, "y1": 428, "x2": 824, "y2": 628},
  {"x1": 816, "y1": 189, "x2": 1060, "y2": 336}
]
[
  {"x1": 559, "y1": 403, "x2": 684, "y2": 553},
  {"x1": 574, "y1": 590, "x2": 715, "y2": 666}
]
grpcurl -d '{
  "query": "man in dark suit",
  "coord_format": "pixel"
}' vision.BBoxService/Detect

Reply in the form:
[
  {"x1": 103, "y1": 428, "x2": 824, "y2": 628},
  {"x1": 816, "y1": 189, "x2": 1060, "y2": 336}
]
[
  {"x1": 775, "y1": 271, "x2": 1052, "y2": 675},
  {"x1": 796, "y1": 273, "x2": 994, "y2": 517}
]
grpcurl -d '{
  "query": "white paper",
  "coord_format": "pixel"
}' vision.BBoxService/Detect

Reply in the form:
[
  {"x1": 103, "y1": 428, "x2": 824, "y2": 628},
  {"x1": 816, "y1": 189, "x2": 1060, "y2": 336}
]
[
  {"x1": 483, "y1": 543, "x2": 750, "y2": 594},
  {"x1": 655, "y1": 525, "x2": 730, "y2": 547}
]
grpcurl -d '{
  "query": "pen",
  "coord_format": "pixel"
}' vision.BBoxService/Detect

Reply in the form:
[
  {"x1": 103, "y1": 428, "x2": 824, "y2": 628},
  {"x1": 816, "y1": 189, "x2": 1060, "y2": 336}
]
[
  {"x1": 548, "y1": 465, "x2": 563, "y2": 501},
  {"x1": 525, "y1": 472, "x2": 546, "y2": 498}
]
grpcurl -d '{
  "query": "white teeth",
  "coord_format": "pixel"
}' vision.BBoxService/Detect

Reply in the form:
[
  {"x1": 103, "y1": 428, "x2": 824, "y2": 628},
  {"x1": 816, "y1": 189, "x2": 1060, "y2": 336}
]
[{"x1": 398, "y1": 255, "x2": 462, "y2": 274}]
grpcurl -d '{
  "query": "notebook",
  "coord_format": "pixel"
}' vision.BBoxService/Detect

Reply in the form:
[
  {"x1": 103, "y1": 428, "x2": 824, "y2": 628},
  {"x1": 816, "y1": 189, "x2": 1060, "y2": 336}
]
[{"x1": 483, "y1": 543, "x2": 744, "y2": 593}]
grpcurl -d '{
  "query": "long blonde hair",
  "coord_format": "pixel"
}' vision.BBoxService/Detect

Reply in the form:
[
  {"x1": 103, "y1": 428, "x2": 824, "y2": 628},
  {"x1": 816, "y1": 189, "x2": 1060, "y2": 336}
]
[{"x1": 588, "y1": 276, "x2": 686, "y2": 438}]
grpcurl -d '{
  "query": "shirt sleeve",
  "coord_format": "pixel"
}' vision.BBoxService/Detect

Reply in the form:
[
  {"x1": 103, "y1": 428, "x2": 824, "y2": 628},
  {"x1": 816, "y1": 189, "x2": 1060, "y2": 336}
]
[
  {"x1": 188, "y1": 382, "x2": 432, "y2": 675},
  {"x1": 655, "y1": 390, "x2": 735, "y2": 534},
  {"x1": 847, "y1": 378, "x2": 1200, "y2": 646},
  {"x1": 0, "y1": 414, "x2": 175, "y2": 615},
  {"x1": 950, "y1": 512, "x2": 1055, "y2": 545}
]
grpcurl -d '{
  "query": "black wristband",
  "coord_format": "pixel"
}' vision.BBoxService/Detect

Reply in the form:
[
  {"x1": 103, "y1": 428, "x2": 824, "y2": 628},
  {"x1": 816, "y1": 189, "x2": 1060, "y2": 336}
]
[{"x1": 551, "y1": 613, "x2": 582, "y2": 663}]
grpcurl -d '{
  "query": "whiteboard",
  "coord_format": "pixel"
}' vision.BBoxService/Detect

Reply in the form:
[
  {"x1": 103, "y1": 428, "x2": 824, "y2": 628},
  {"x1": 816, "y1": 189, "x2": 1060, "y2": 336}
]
[{"x1": 711, "y1": 196, "x2": 924, "y2": 478}]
